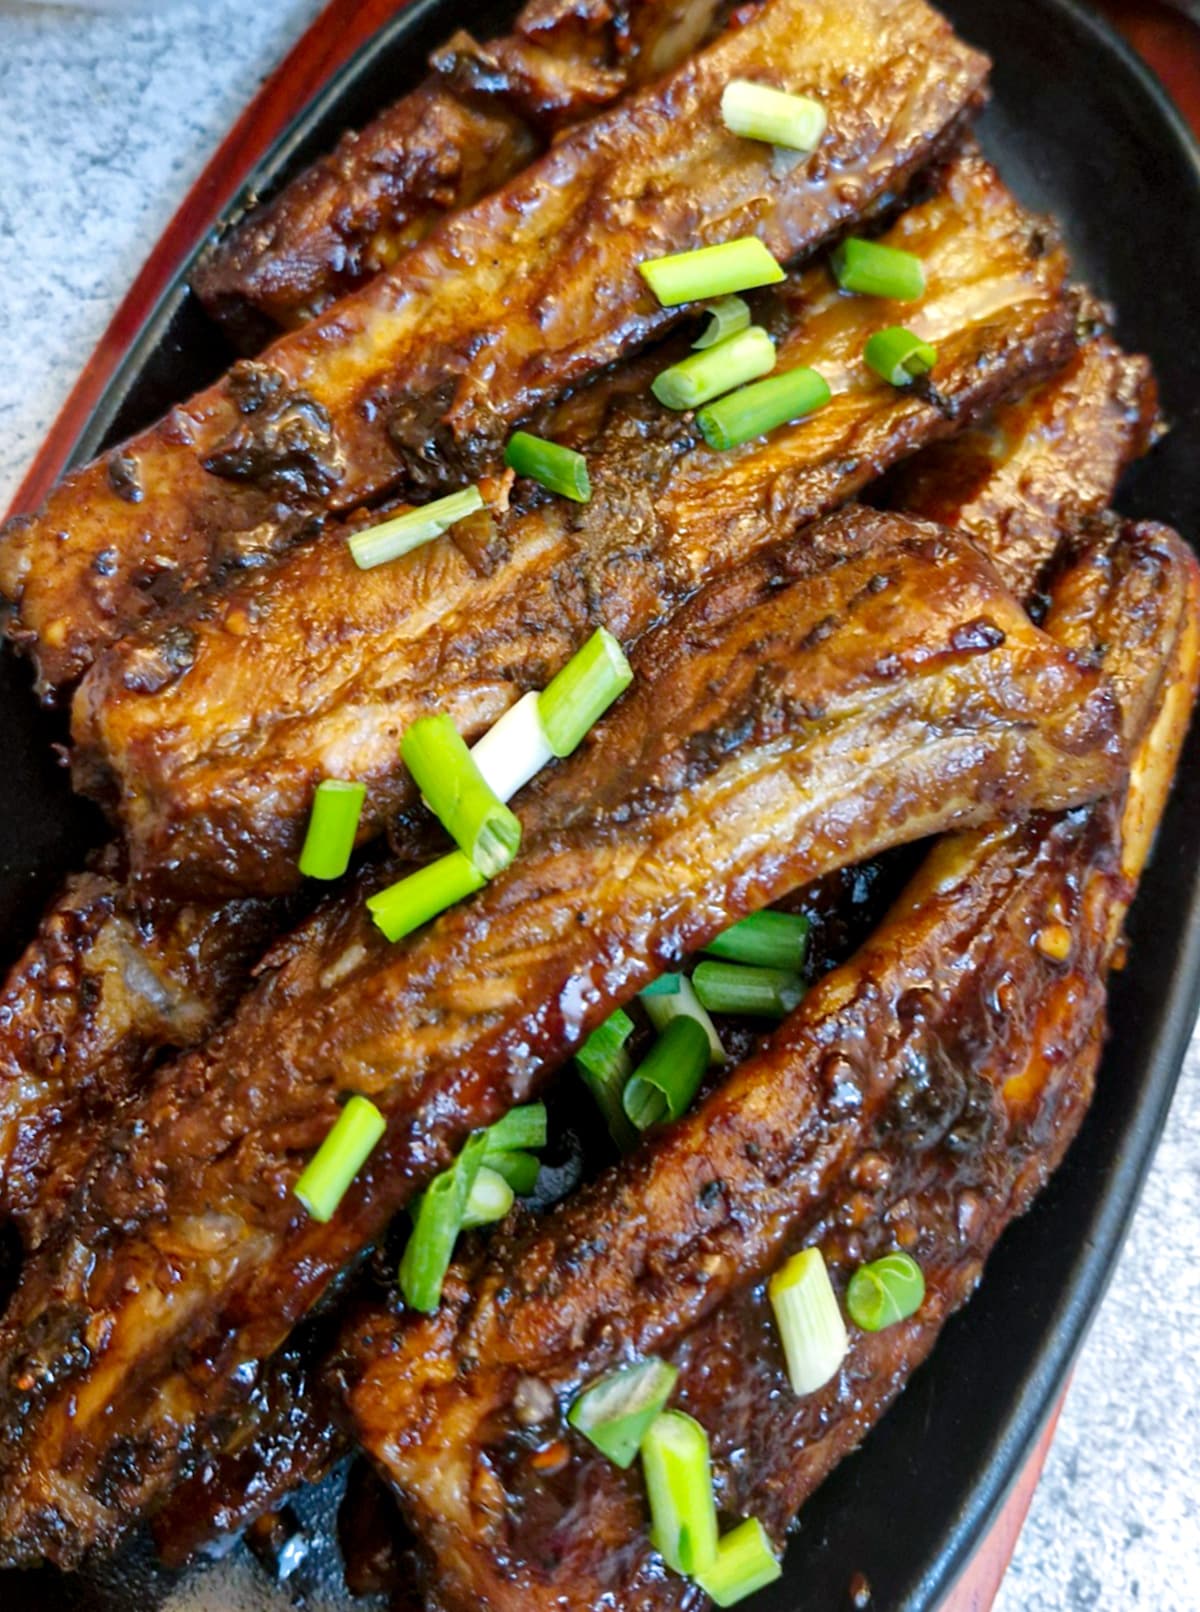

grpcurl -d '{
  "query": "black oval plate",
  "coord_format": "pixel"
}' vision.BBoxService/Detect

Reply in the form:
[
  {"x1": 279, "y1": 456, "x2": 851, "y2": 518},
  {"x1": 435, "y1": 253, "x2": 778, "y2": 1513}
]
[{"x1": 2, "y1": 0, "x2": 1199, "y2": 1607}]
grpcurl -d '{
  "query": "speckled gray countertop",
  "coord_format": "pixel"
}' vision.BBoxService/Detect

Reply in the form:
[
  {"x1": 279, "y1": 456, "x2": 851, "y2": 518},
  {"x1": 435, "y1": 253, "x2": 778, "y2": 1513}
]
[{"x1": 0, "y1": 2, "x2": 1198, "y2": 1608}]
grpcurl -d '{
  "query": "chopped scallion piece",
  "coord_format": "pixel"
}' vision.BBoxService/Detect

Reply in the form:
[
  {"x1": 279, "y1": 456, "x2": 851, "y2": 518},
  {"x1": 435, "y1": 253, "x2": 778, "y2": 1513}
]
[
  {"x1": 693, "y1": 294, "x2": 751, "y2": 350},
  {"x1": 538, "y1": 627, "x2": 633, "y2": 758},
  {"x1": 480, "y1": 1148, "x2": 541, "y2": 1195},
  {"x1": 568, "y1": 1358, "x2": 679, "y2": 1468},
  {"x1": 399, "y1": 1131, "x2": 488, "y2": 1312},
  {"x1": 641, "y1": 1410, "x2": 719, "y2": 1575},
  {"x1": 846, "y1": 1250, "x2": 926, "y2": 1331},
  {"x1": 696, "y1": 1518, "x2": 783, "y2": 1606},
  {"x1": 402, "y1": 713, "x2": 521, "y2": 877},
  {"x1": 470, "y1": 691, "x2": 554, "y2": 803},
  {"x1": 864, "y1": 325, "x2": 938, "y2": 386},
  {"x1": 505, "y1": 431, "x2": 592, "y2": 503},
  {"x1": 460, "y1": 1164, "x2": 515, "y2": 1228},
  {"x1": 639, "y1": 237, "x2": 784, "y2": 308},
  {"x1": 623, "y1": 1016, "x2": 709, "y2": 1131},
  {"x1": 704, "y1": 909, "x2": 810, "y2": 972},
  {"x1": 366, "y1": 850, "x2": 486, "y2": 943},
  {"x1": 768, "y1": 1246, "x2": 848, "y2": 1395},
  {"x1": 696, "y1": 365, "x2": 830, "y2": 451},
  {"x1": 297, "y1": 779, "x2": 366, "y2": 881},
  {"x1": 483, "y1": 1101, "x2": 548, "y2": 1154},
  {"x1": 641, "y1": 974, "x2": 725, "y2": 1065},
  {"x1": 651, "y1": 325, "x2": 776, "y2": 411},
  {"x1": 720, "y1": 79, "x2": 827, "y2": 152},
  {"x1": 348, "y1": 485, "x2": 483, "y2": 570},
  {"x1": 692, "y1": 960, "x2": 804, "y2": 1019},
  {"x1": 293, "y1": 1094, "x2": 385, "y2": 1223},
  {"x1": 576, "y1": 1007, "x2": 639, "y2": 1151},
  {"x1": 831, "y1": 237, "x2": 926, "y2": 301}
]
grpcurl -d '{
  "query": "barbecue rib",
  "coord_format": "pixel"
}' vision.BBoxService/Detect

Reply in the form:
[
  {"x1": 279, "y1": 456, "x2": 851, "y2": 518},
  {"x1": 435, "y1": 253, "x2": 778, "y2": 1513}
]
[
  {"x1": 194, "y1": 0, "x2": 730, "y2": 348},
  {"x1": 336, "y1": 518, "x2": 1199, "y2": 1612},
  {"x1": 0, "y1": 506, "x2": 1123, "y2": 1568},
  {"x1": 0, "y1": 0, "x2": 989, "y2": 699},
  {"x1": 73, "y1": 147, "x2": 1082, "y2": 899}
]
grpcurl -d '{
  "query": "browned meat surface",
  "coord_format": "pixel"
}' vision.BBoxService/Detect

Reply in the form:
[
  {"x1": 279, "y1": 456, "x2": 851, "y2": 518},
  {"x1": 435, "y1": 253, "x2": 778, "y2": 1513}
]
[
  {"x1": 74, "y1": 147, "x2": 1083, "y2": 899},
  {"x1": 336, "y1": 519, "x2": 1200, "y2": 1612},
  {"x1": 0, "y1": 872, "x2": 282, "y2": 1252},
  {"x1": 0, "y1": 0, "x2": 989, "y2": 699},
  {"x1": 195, "y1": 0, "x2": 730, "y2": 348},
  {"x1": 0, "y1": 506, "x2": 1122, "y2": 1568}
]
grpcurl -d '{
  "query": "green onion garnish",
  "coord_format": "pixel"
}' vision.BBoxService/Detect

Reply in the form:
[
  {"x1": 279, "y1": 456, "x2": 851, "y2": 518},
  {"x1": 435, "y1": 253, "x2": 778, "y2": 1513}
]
[
  {"x1": 768, "y1": 1246, "x2": 848, "y2": 1394},
  {"x1": 460, "y1": 1164, "x2": 515, "y2": 1228},
  {"x1": 504, "y1": 431, "x2": 591, "y2": 503},
  {"x1": 568, "y1": 1358, "x2": 679, "y2": 1468},
  {"x1": 693, "y1": 294, "x2": 751, "y2": 350},
  {"x1": 480, "y1": 1148, "x2": 541, "y2": 1195},
  {"x1": 623, "y1": 1016, "x2": 710, "y2": 1131},
  {"x1": 846, "y1": 1251, "x2": 926, "y2": 1331},
  {"x1": 720, "y1": 79, "x2": 827, "y2": 152},
  {"x1": 297, "y1": 779, "x2": 366, "y2": 881},
  {"x1": 696, "y1": 365, "x2": 831, "y2": 451},
  {"x1": 399, "y1": 1130, "x2": 489, "y2": 1312},
  {"x1": 366, "y1": 850, "x2": 486, "y2": 942},
  {"x1": 703, "y1": 909, "x2": 810, "y2": 972},
  {"x1": 347, "y1": 485, "x2": 484, "y2": 570},
  {"x1": 538, "y1": 627, "x2": 633, "y2": 758},
  {"x1": 576, "y1": 1007, "x2": 639, "y2": 1151},
  {"x1": 481, "y1": 1101, "x2": 548, "y2": 1153},
  {"x1": 639, "y1": 237, "x2": 785, "y2": 308},
  {"x1": 470, "y1": 690, "x2": 554, "y2": 804},
  {"x1": 695, "y1": 1518, "x2": 783, "y2": 1606},
  {"x1": 651, "y1": 325, "x2": 776, "y2": 411},
  {"x1": 641, "y1": 1410, "x2": 720, "y2": 1575},
  {"x1": 402, "y1": 713, "x2": 521, "y2": 877},
  {"x1": 640, "y1": 973, "x2": 725, "y2": 1065},
  {"x1": 293, "y1": 1094, "x2": 386, "y2": 1223},
  {"x1": 864, "y1": 325, "x2": 938, "y2": 386},
  {"x1": 692, "y1": 960, "x2": 804, "y2": 1019},
  {"x1": 831, "y1": 237, "x2": 926, "y2": 301}
]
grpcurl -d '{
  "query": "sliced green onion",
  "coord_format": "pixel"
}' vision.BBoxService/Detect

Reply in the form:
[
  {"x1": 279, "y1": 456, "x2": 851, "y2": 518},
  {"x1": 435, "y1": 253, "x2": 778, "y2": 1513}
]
[
  {"x1": 460, "y1": 1164, "x2": 515, "y2": 1229},
  {"x1": 651, "y1": 325, "x2": 776, "y2": 411},
  {"x1": 366, "y1": 850, "x2": 486, "y2": 943},
  {"x1": 692, "y1": 960, "x2": 804, "y2": 1019},
  {"x1": 641, "y1": 974, "x2": 725, "y2": 1066},
  {"x1": 399, "y1": 1131, "x2": 488, "y2": 1312},
  {"x1": 641, "y1": 1410, "x2": 719, "y2": 1575},
  {"x1": 402, "y1": 713, "x2": 521, "y2": 877},
  {"x1": 720, "y1": 79, "x2": 827, "y2": 152},
  {"x1": 623, "y1": 1016, "x2": 710, "y2": 1131},
  {"x1": 769, "y1": 1246, "x2": 848, "y2": 1395},
  {"x1": 480, "y1": 1148, "x2": 541, "y2": 1195},
  {"x1": 865, "y1": 325, "x2": 938, "y2": 386},
  {"x1": 846, "y1": 1251, "x2": 926, "y2": 1331},
  {"x1": 704, "y1": 910, "x2": 810, "y2": 972},
  {"x1": 696, "y1": 1518, "x2": 783, "y2": 1606},
  {"x1": 294, "y1": 1094, "x2": 386, "y2": 1223},
  {"x1": 538, "y1": 627, "x2": 633, "y2": 758},
  {"x1": 831, "y1": 237, "x2": 926, "y2": 301},
  {"x1": 576, "y1": 1007, "x2": 639, "y2": 1151},
  {"x1": 297, "y1": 779, "x2": 366, "y2": 881},
  {"x1": 693, "y1": 294, "x2": 751, "y2": 350},
  {"x1": 483, "y1": 1102, "x2": 548, "y2": 1154},
  {"x1": 470, "y1": 691, "x2": 555, "y2": 804},
  {"x1": 505, "y1": 431, "x2": 591, "y2": 503},
  {"x1": 639, "y1": 237, "x2": 784, "y2": 308},
  {"x1": 348, "y1": 485, "x2": 483, "y2": 570},
  {"x1": 697, "y1": 365, "x2": 831, "y2": 451},
  {"x1": 568, "y1": 1358, "x2": 679, "y2": 1468}
]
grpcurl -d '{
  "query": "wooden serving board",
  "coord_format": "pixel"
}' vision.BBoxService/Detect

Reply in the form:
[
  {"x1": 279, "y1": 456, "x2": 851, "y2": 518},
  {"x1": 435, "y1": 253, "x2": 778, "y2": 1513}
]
[{"x1": 5, "y1": 0, "x2": 1198, "y2": 1605}]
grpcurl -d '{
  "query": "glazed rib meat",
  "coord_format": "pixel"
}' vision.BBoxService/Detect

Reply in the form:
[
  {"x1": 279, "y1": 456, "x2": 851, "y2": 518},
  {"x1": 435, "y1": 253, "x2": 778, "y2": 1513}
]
[
  {"x1": 0, "y1": 0, "x2": 989, "y2": 699},
  {"x1": 73, "y1": 147, "x2": 1083, "y2": 899},
  {"x1": 0, "y1": 505, "x2": 1123, "y2": 1568},
  {"x1": 194, "y1": 0, "x2": 730, "y2": 348},
  {"x1": 336, "y1": 518, "x2": 1200, "y2": 1612}
]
